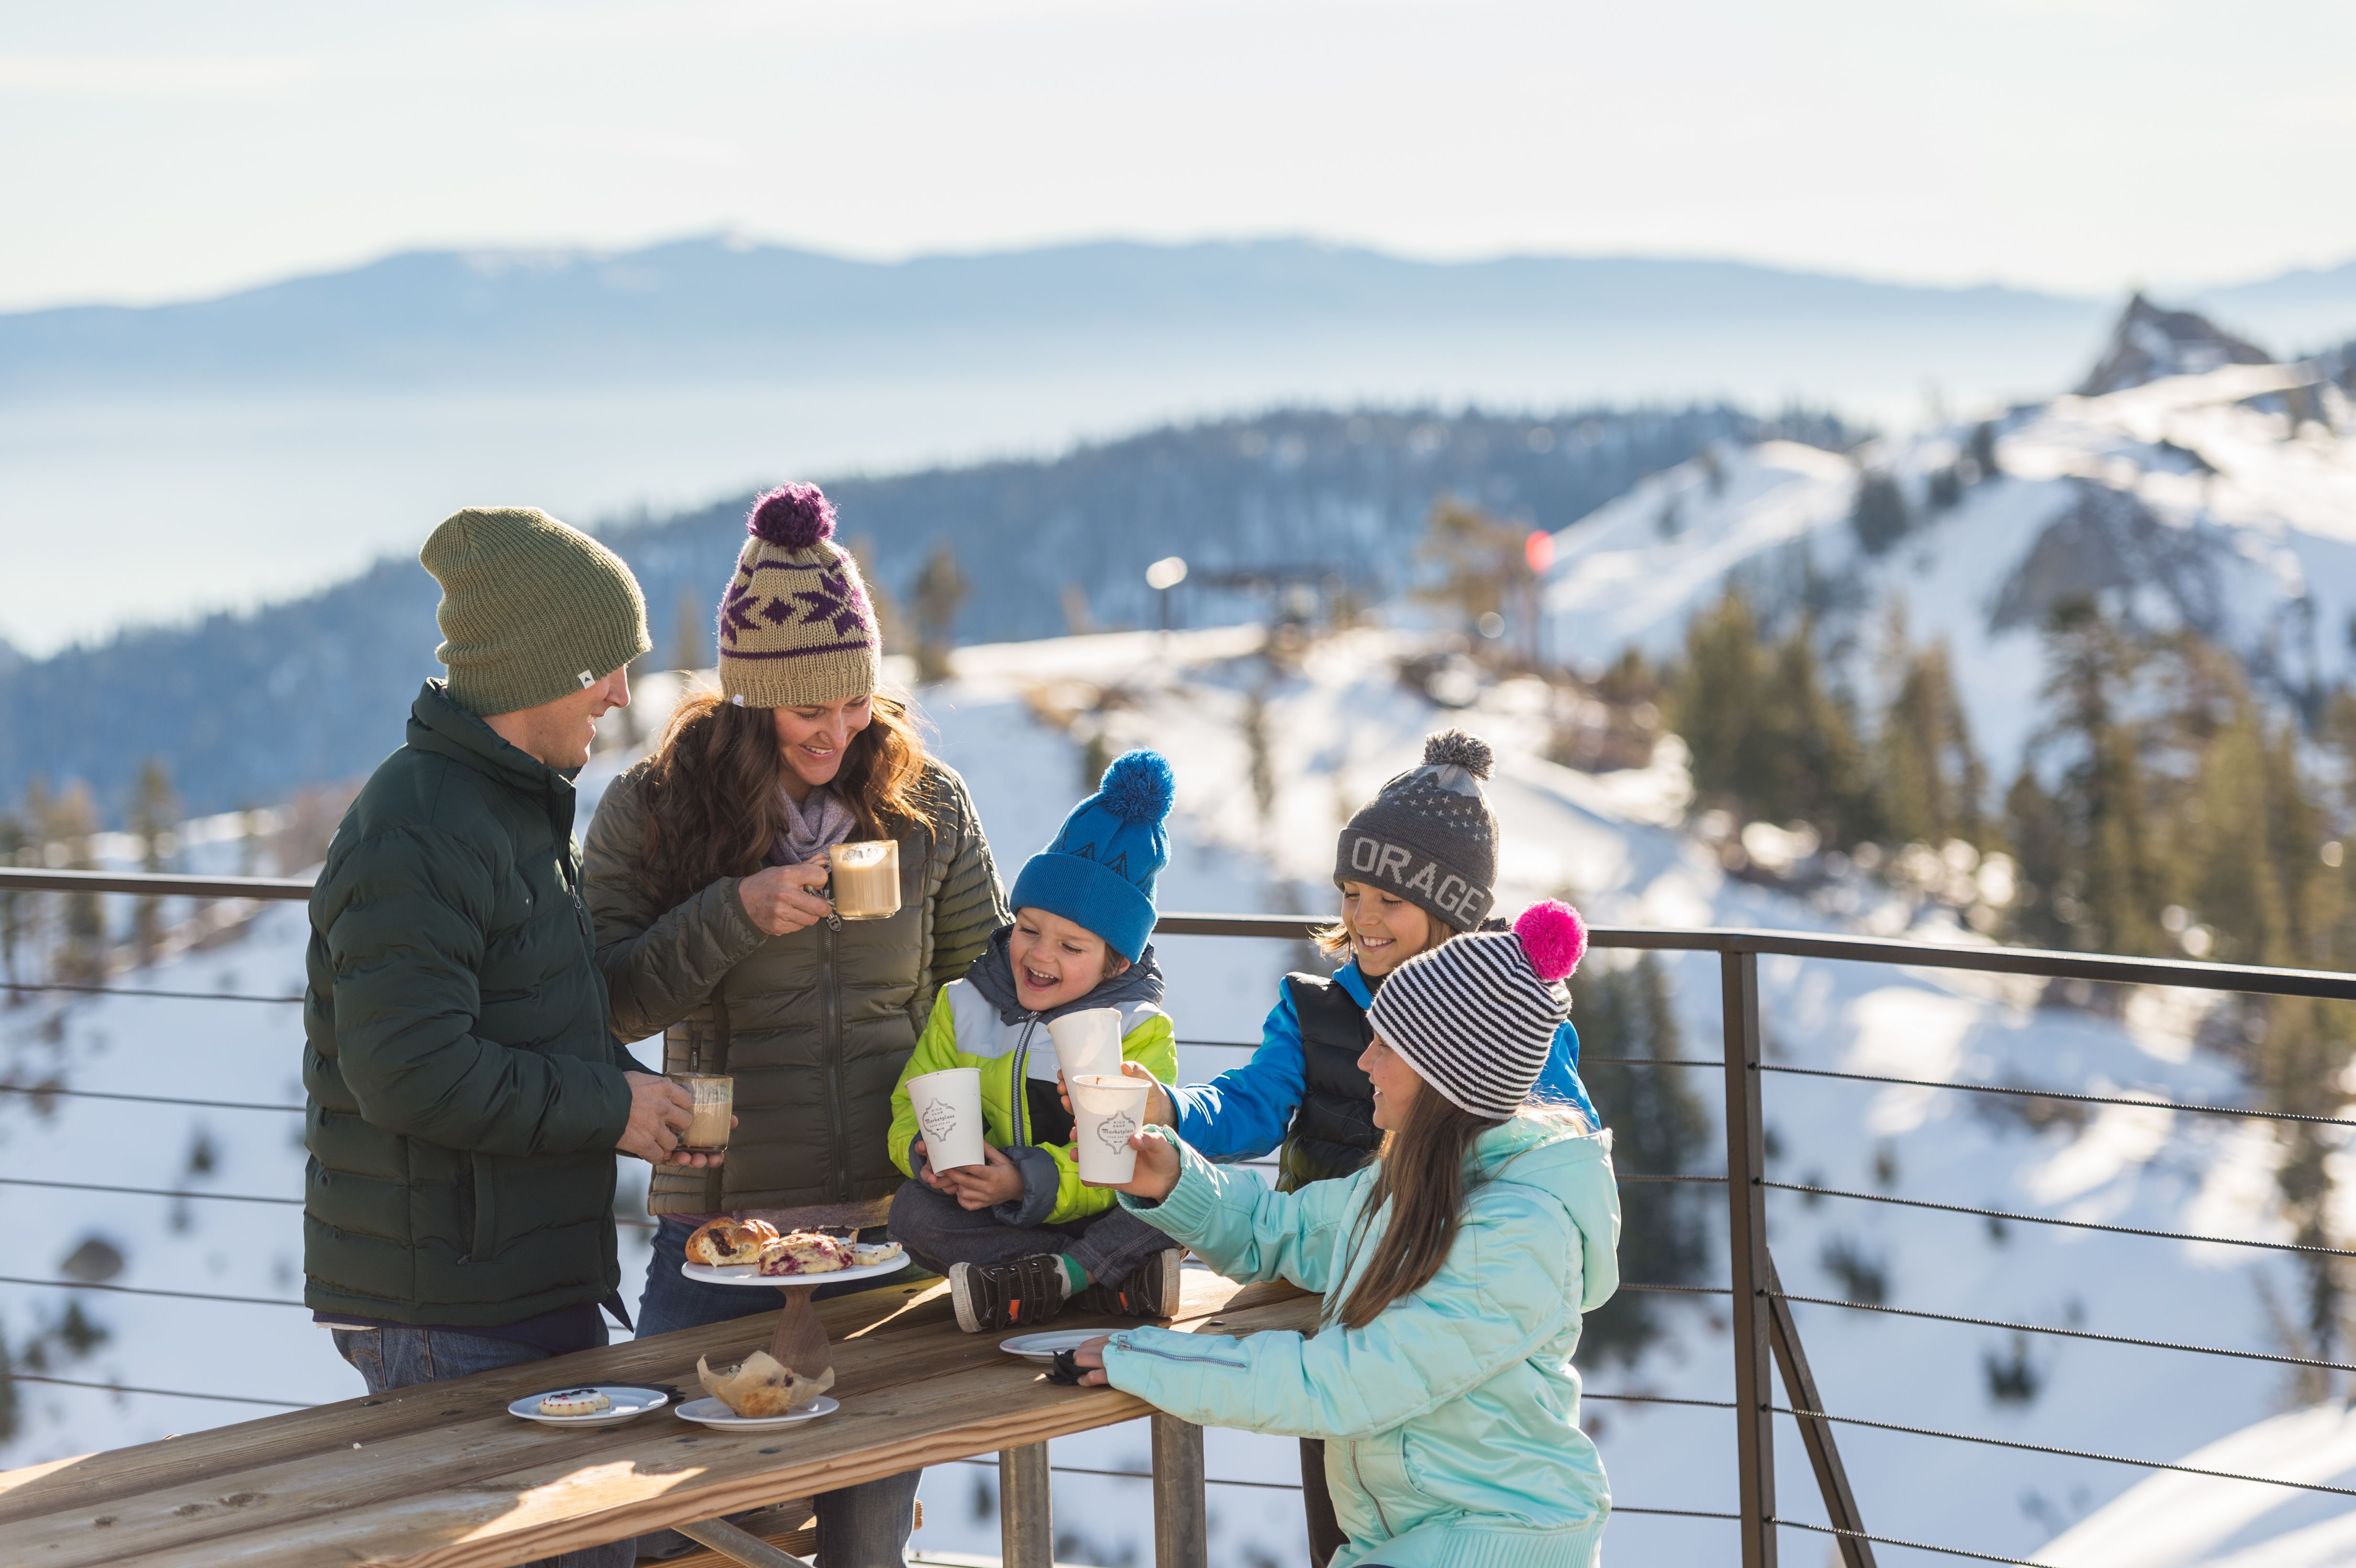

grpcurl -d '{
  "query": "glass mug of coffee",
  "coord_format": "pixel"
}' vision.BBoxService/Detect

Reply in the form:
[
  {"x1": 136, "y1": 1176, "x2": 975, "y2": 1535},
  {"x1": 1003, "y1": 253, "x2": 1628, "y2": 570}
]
[
  {"x1": 828, "y1": 840, "x2": 902, "y2": 921},
  {"x1": 673, "y1": 1073, "x2": 734, "y2": 1154}
]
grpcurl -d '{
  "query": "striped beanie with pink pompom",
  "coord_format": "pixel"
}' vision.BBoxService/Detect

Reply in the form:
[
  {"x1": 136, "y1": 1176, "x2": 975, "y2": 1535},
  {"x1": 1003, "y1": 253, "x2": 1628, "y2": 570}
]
[{"x1": 1367, "y1": 900, "x2": 1589, "y2": 1119}]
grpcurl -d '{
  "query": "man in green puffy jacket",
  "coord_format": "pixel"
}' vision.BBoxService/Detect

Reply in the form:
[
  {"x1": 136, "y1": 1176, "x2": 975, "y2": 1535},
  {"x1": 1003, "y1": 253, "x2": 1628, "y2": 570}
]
[{"x1": 302, "y1": 509, "x2": 710, "y2": 1567}]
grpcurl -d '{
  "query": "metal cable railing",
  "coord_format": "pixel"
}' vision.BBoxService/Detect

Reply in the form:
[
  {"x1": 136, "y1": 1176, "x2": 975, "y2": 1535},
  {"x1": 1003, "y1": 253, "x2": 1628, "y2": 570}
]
[
  {"x1": 12, "y1": 875, "x2": 2356, "y2": 1561},
  {"x1": 1763, "y1": 1177, "x2": 2356, "y2": 1258}
]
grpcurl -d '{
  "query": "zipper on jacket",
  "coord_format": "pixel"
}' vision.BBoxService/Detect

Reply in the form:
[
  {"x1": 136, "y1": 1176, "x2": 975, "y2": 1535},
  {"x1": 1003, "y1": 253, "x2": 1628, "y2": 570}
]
[
  {"x1": 1009, "y1": 1015, "x2": 1040, "y2": 1146},
  {"x1": 822, "y1": 915, "x2": 848, "y2": 1201},
  {"x1": 1348, "y1": 1442, "x2": 1394, "y2": 1537}
]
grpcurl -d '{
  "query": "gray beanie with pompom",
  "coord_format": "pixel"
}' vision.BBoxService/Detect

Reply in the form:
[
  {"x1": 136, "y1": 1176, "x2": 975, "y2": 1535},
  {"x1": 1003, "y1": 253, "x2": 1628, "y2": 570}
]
[{"x1": 1333, "y1": 730, "x2": 1499, "y2": 930}]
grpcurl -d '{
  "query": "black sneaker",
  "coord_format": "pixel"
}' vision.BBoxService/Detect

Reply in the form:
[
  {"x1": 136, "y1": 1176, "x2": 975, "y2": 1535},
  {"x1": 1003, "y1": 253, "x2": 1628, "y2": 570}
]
[
  {"x1": 949, "y1": 1255, "x2": 1069, "y2": 1334},
  {"x1": 1077, "y1": 1249, "x2": 1184, "y2": 1319}
]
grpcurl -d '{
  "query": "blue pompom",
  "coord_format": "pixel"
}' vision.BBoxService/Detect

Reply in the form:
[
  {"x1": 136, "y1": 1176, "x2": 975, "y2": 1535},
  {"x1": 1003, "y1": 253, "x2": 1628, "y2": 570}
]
[{"x1": 1097, "y1": 749, "x2": 1176, "y2": 826}]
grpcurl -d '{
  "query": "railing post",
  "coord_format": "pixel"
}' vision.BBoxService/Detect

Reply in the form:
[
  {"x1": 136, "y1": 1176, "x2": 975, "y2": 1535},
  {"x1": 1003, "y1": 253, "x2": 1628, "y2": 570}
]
[
  {"x1": 1767, "y1": 1254, "x2": 1876, "y2": 1567},
  {"x1": 1000, "y1": 1442, "x2": 1053, "y2": 1568},
  {"x1": 1151, "y1": 1413, "x2": 1208, "y2": 1568},
  {"x1": 1722, "y1": 948, "x2": 1777, "y2": 1567}
]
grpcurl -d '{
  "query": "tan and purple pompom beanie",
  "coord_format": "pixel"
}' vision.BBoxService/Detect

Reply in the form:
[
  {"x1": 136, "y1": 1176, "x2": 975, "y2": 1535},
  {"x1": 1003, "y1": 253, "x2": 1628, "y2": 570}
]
[{"x1": 717, "y1": 484, "x2": 882, "y2": 709}]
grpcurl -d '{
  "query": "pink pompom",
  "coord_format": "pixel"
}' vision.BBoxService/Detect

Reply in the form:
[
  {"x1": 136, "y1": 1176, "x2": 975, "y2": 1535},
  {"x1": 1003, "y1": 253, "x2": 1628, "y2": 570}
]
[
  {"x1": 1514, "y1": 900, "x2": 1587, "y2": 982},
  {"x1": 747, "y1": 483, "x2": 836, "y2": 548}
]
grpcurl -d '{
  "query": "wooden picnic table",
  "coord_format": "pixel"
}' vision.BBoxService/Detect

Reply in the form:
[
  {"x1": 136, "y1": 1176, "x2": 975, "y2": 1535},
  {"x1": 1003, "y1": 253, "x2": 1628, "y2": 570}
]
[{"x1": 0, "y1": 1269, "x2": 1319, "y2": 1568}]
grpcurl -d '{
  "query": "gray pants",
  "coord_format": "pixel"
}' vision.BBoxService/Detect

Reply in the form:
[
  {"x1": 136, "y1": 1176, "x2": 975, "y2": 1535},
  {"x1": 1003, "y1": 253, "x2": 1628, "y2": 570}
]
[{"x1": 888, "y1": 1179, "x2": 1175, "y2": 1284}]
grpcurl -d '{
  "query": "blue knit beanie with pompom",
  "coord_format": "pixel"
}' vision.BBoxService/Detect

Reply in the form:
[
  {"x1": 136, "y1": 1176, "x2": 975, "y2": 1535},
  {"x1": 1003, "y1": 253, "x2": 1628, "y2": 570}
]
[{"x1": 1009, "y1": 750, "x2": 1175, "y2": 961}]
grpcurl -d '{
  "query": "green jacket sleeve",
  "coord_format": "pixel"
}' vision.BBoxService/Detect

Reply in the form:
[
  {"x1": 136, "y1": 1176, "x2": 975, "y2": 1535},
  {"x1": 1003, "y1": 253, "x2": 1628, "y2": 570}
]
[
  {"x1": 1041, "y1": 1010, "x2": 1179, "y2": 1224},
  {"x1": 323, "y1": 824, "x2": 631, "y2": 1155},
  {"x1": 888, "y1": 990, "x2": 964, "y2": 1177},
  {"x1": 1103, "y1": 1150, "x2": 1584, "y2": 1439},
  {"x1": 583, "y1": 764, "x2": 770, "y2": 1043},
  {"x1": 924, "y1": 767, "x2": 1009, "y2": 995}
]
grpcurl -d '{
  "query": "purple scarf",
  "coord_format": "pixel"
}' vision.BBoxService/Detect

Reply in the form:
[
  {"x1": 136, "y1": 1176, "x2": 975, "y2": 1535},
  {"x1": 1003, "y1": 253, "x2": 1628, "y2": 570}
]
[{"x1": 771, "y1": 785, "x2": 858, "y2": 867}]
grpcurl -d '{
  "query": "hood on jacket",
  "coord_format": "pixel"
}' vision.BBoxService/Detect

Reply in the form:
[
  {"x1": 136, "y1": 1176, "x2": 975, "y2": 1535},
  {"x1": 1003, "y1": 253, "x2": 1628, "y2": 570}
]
[
  {"x1": 1471, "y1": 1110, "x2": 1621, "y2": 1314},
  {"x1": 966, "y1": 922, "x2": 1166, "y2": 1025}
]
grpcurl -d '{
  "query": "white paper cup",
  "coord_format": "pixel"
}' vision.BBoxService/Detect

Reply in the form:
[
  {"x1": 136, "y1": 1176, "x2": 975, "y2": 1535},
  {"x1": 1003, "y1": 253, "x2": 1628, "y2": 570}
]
[
  {"x1": 1069, "y1": 1073, "x2": 1151, "y2": 1185},
  {"x1": 1046, "y1": 1007, "x2": 1125, "y2": 1083},
  {"x1": 907, "y1": 1067, "x2": 985, "y2": 1171}
]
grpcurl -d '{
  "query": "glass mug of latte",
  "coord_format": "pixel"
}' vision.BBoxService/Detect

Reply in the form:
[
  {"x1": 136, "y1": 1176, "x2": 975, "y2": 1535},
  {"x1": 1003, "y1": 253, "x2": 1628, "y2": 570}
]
[
  {"x1": 673, "y1": 1073, "x2": 734, "y2": 1154},
  {"x1": 828, "y1": 839, "x2": 902, "y2": 921}
]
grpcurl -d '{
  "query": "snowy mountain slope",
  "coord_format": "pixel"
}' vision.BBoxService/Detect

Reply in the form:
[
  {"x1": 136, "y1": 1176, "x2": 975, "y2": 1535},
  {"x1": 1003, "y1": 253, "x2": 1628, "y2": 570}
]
[
  {"x1": 1542, "y1": 310, "x2": 2356, "y2": 776},
  {"x1": 0, "y1": 628, "x2": 2334, "y2": 1565},
  {"x1": 2032, "y1": 1400, "x2": 2356, "y2": 1568}
]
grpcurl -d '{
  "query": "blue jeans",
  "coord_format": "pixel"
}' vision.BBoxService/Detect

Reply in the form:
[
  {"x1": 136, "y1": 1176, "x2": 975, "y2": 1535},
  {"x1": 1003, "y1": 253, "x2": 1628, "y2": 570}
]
[
  {"x1": 331, "y1": 1326, "x2": 633, "y2": 1568},
  {"x1": 635, "y1": 1217, "x2": 920, "y2": 1568},
  {"x1": 887, "y1": 1177, "x2": 1174, "y2": 1282}
]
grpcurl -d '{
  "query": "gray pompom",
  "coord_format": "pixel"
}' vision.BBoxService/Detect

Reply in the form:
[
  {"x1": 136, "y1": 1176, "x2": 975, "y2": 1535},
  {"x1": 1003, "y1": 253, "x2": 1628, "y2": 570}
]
[{"x1": 1422, "y1": 729, "x2": 1494, "y2": 780}]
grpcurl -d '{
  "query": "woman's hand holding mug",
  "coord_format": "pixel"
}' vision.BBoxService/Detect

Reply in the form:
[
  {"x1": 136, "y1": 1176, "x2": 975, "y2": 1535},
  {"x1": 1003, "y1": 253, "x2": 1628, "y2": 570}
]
[{"x1": 737, "y1": 860, "x2": 834, "y2": 936}]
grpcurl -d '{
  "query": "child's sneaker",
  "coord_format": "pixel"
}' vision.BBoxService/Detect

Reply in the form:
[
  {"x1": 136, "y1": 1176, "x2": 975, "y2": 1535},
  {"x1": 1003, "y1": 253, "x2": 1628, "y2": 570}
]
[
  {"x1": 949, "y1": 1256, "x2": 1069, "y2": 1334},
  {"x1": 1076, "y1": 1248, "x2": 1184, "y2": 1319}
]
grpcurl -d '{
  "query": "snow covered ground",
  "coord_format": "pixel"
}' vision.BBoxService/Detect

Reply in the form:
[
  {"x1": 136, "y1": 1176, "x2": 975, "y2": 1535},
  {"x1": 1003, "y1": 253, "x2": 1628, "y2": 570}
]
[{"x1": 0, "y1": 627, "x2": 2342, "y2": 1564}]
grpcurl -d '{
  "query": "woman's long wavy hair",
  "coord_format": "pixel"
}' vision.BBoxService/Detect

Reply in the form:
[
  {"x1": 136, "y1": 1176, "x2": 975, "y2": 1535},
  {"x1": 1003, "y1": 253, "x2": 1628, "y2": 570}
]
[
  {"x1": 1328, "y1": 1080, "x2": 1505, "y2": 1330},
  {"x1": 634, "y1": 686, "x2": 937, "y2": 912}
]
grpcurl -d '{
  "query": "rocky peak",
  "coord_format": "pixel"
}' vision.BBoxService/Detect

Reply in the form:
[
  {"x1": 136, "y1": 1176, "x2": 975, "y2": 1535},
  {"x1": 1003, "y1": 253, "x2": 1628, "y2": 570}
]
[{"x1": 2075, "y1": 293, "x2": 2275, "y2": 397}]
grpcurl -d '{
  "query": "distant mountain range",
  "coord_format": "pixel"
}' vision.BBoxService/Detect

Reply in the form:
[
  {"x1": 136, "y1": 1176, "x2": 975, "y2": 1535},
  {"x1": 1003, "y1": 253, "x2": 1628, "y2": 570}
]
[{"x1": 0, "y1": 402, "x2": 1844, "y2": 820}]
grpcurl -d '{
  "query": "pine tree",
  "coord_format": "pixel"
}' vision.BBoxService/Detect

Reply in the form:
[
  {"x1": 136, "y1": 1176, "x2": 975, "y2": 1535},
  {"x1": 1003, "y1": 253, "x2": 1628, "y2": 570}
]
[
  {"x1": 129, "y1": 761, "x2": 179, "y2": 963},
  {"x1": 912, "y1": 539, "x2": 969, "y2": 684},
  {"x1": 1877, "y1": 640, "x2": 1988, "y2": 848},
  {"x1": 1850, "y1": 471, "x2": 1913, "y2": 555},
  {"x1": 1668, "y1": 589, "x2": 1772, "y2": 811},
  {"x1": 1417, "y1": 499, "x2": 1536, "y2": 646},
  {"x1": 0, "y1": 806, "x2": 25, "y2": 999},
  {"x1": 45, "y1": 782, "x2": 104, "y2": 981},
  {"x1": 1571, "y1": 953, "x2": 1711, "y2": 1366},
  {"x1": 669, "y1": 588, "x2": 709, "y2": 676},
  {"x1": 1969, "y1": 420, "x2": 2001, "y2": 479}
]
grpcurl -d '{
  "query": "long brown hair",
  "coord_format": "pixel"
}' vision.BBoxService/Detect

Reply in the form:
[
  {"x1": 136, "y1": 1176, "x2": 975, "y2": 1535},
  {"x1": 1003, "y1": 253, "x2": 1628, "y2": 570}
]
[
  {"x1": 1329, "y1": 1085, "x2": 1504, "y2": 1330},
  {"x1": 635, "y1": 686, "x2": 937, "y2": 912}
]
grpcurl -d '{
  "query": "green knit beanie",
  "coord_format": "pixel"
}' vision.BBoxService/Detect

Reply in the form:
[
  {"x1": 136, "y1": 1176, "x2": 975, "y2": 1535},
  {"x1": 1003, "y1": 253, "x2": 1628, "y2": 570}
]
[{"x1": 420, "y1": 507, "x2": 653, "y2": 718}]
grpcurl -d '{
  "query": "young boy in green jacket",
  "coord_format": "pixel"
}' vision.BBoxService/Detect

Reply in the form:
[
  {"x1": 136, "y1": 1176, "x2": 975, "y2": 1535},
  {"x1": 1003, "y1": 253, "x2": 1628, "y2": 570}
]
[{"x1": 887, "y1": 750, "x2": 1183, "y2": 1332}]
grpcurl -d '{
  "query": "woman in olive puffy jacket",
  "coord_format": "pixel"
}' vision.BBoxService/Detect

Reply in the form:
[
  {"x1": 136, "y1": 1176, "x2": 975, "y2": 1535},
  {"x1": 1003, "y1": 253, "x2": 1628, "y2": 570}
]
[{"x1": 583, "y1": 484, "x2": 1006, "y2": 1566}]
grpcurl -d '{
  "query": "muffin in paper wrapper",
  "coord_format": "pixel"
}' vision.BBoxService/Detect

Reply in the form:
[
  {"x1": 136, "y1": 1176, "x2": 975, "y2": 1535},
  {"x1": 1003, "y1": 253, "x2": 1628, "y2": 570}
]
[{"x1": 697, "y1": 1350, "x2": 836, "y2": 1416}]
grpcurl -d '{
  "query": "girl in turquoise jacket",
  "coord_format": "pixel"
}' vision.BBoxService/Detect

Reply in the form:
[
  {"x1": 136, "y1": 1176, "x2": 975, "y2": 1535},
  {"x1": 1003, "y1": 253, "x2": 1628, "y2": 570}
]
[{"x1": 1075, "y1": 903, "x2": 1621, "y2": 1568}]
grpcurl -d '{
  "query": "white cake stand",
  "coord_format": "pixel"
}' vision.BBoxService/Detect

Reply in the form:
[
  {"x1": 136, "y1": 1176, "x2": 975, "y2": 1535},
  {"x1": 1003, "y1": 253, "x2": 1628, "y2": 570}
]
[{"x1": 680, "y1": 1254, "x2": 911, "y2": 1380}]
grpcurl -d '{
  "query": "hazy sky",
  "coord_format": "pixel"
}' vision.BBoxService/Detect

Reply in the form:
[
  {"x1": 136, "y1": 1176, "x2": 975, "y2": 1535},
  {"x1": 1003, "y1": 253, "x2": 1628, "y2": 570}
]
[{"x1": 4, "y1": 0, "x2": 2353, "y2": 310}]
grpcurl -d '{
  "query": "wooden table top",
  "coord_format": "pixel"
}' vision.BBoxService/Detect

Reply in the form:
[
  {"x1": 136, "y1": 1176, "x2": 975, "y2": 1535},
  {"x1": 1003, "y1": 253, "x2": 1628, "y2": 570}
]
[{"x1": 0, "y1": 1270, "x2": 1318, "y2": 1568}]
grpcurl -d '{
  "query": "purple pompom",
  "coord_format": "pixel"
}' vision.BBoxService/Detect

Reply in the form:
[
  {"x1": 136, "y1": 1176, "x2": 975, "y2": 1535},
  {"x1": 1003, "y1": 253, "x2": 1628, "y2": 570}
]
[
  {"x1": 747, "y1": 484, "x2": 837, "y2": 549},
  {"x1": 1514, "y1": 900, "x2": 1587, "y2": 982}
]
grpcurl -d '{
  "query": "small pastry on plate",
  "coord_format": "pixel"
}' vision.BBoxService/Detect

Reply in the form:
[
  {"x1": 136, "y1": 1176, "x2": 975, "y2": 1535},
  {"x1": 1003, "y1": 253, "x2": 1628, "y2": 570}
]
[
  {"x1": 848, "y1": 1240, "x2": 904, "y2": 1268},
  {"x1": 756, "y1": 1229, "x2": 851, "y2": 1275},
  {"x1": 684, "y1": 1217, "x2": 781, "y2": 1266},
  {"x1": 537, "y1": 1387, "x2": 612, "y2": 1417}
]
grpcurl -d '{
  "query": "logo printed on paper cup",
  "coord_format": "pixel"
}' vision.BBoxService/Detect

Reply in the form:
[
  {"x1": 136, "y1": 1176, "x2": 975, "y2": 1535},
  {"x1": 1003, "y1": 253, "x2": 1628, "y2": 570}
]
[
  {"x1": 920, "y1": 1100, "x2": 960, "y2": 1141},
  {"x1": 1093, "y1": 1109, "x2": 1138, "y2": 1152}
]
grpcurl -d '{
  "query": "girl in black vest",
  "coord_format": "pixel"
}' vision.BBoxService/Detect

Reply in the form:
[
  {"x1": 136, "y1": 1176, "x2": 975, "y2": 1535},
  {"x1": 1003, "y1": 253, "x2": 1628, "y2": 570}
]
[{"x1": 1095, "y1": 730, "x2": 1599, "y2": 1564}]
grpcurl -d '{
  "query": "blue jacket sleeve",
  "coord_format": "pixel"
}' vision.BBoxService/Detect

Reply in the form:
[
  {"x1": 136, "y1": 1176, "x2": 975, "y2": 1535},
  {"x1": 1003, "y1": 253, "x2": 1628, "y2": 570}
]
[
  {"x1": 1165, "y1": 984, "x2": 1307, "y2": 1162},
  {"x1": 1534, "y1": 1020, "x2": 1601, "y2": 1129}
]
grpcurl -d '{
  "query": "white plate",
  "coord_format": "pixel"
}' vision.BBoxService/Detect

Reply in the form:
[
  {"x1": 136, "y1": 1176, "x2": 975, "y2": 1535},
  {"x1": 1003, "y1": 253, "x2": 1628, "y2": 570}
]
[
  {"x1": 507, "y1": 1385, "x2": 671, "y2": 1427},
  {"x1": 999, "y1": 1328, "x2": 1111, "y2": 1361},
  {"x1": 680, "y1": 1252, "x2": 910, "y2": 1288},
  {"x1": 674, "y1": 1394, "x2": 840, "y2": 1430}
]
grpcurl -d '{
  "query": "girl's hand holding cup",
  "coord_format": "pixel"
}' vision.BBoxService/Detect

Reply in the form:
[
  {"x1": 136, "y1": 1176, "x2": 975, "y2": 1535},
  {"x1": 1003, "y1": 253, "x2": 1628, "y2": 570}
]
[
  {"x1": 1057, "y1": 1059, "x2": 1174, "y2": 1130},
  {"x1": 1108, "y1": 1125, "x2": 1181, "y2": 1202}
]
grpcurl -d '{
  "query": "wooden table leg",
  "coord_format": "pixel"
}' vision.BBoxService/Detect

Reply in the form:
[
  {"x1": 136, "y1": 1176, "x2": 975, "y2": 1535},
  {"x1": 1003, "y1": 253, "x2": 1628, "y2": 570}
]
[
  {"x1": 1152, "y1": 1414, "x2": 1207, "y2": 1568},
  {"x1": 767, "y1": 1284, "x2": 831, "y2": 1379},
  {"x1": 1000, "y1": 1441, "x2": 1054, "y2": 1568},
  {"x1": 676, "y1": 1514, "x2": 812, "y2": 1567}
]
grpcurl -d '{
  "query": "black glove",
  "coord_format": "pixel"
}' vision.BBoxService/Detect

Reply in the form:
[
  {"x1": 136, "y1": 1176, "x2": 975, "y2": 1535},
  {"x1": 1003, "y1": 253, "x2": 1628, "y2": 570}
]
[{"x1": 1046, "y1": 1348, "x2": 1088, "y2": 1386}]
